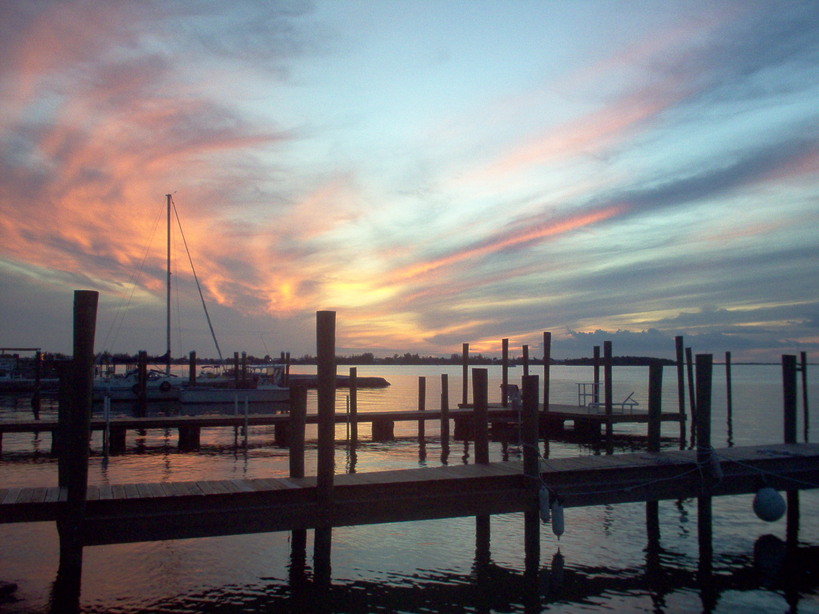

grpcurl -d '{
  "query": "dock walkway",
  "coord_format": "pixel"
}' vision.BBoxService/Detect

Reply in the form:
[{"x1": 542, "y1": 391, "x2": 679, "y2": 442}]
[{"x1": 2, "y1": 442, "x2": 816, "y2": 545}]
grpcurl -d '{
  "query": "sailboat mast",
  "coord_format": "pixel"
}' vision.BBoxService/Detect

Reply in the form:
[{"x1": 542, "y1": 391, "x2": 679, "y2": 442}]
[{"x1": 166, "y1": 193, "x2": 172, "y2": 375}]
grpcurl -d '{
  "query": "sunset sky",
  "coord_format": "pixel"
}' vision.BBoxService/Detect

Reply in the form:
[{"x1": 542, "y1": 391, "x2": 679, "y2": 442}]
[{"x1": 1, "y1": 1, "x2": 817, "y2": 361}]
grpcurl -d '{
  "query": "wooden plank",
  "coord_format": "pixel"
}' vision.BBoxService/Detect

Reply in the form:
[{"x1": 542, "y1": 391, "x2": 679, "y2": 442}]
[
  {"x1": 1, "y1": 488, "x2": 21, "y2": 505},
  {"x1": 44, "y1": 487, "x2": 62, "y2": 503},
  {"x1": 227, "y1": 480, "x2": 256, "y2": 493},
  {"x1": 97, "y1": 484, "x2": 114, "y2": 500},
  {"x1": 16, "y1": 487, "x2": 48, "y2": 504}
]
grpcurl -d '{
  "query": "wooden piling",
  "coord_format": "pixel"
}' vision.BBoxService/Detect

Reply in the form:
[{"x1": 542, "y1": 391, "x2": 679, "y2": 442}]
[
  {"x1": 694, "y1": 353, "x2": 714, "y2": 591},
  {"x1": 695, "y1": 354, "x2": 713, "y2": 471},
  {"x1": 801, "y1": 351, "x2": 809, "y2": 442},
  {"x1": 289, "y1": 384, "x2": 307, "y2": 479},
  {"x1": 543, "y1": 332, "x2": 551, "y2": 414},
  {"x1": 725, "y1": 351, "x2": 733, "y2": 430},
  {"x1": 522, "y1": 374, "x2": 540, "y2": 577},
  {"x1": 32, "y1": 350, "x2": 41, "y2": 420},
  {"x1": 440, "y1": 373, "x2": 450, "y2": 445},
  {"x1": 593, "y1": 345, "x2": 601, "y2": 405},
  {"x1": 418, "y1": 376, "x2": 426, "y2": 444},
  {"x1": 233, "y1": 352, "x2": 240, "y2": 387},
  {"x1": 686, "y1": 347, "x2": 696, "y2": 446},
  {"x1": 58, "y1": 290, "x2": 98, "y2": 591},
  {"x1": 189, "y1": 351, "x2": 196, "y2": 385},
  {"x1": 349, "y1": 368, "x2": 358, "y2": 445},
  {"x1": 501, "y1": 338, "x2": 509, "y2": 407},
  {"x1": 675, "y1": 336, "x2": 686, "y2": 448},
  {"x1": 603, "y1": 341, "x2": 613, "y2": 439},
  {"x1": 646, "y1": 363, "x2": 663, "y2": 553},
  {"x1": 462, "y1": 343, "x2": 469, "y2": 406},
  {"x1": 648, "y1": 363, "x2": 663, "y2": 453},
  {"x1": 316, "y1": 311, "x2": 336, "y2": 501},
  {"x1": 783, "y1": 355, "x2": 800, "y2": 546},
  {"x1": 473, "y1": 368, "x2": 489, "y2": 464},
  {"x1": 522, "y1": 344, "x2": 529, "y2": 377}
]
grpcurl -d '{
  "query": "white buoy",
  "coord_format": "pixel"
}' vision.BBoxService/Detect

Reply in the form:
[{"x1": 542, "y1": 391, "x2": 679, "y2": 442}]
[
  {"x1": 753, "y1": 487, "x2": 786, "y2": 522},
  {"x1": 551, "y1": 500, "x2": 565, "y2": 538},
  {"x1": 539, "y1": 485, "x2": 551, "y2": 523}
]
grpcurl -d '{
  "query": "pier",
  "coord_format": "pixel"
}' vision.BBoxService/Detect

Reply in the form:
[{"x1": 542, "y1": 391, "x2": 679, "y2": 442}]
[{"x1": 0, "y1": 295, "x2": 815, "y2": 613}]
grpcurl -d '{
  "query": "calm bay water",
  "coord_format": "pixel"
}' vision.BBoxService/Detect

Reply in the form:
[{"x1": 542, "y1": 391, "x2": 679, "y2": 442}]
[{"x1": 1, "y1": 363, "x2": 818, "y2": 613}]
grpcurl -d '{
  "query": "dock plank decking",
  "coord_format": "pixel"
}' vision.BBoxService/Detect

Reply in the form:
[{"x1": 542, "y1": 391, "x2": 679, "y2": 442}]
[{"x1": 2, "y1": 443, "x2": 817, "y2": 546}]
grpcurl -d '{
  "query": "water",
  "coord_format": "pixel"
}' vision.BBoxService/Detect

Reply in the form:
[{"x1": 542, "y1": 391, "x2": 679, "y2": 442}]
[{"x1": 1, "y1": 363, "x2": 818, "y2": 613}]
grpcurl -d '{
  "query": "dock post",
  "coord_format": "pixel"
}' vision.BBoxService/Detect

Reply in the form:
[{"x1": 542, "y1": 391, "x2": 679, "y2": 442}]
[
  {"x1": 646, "y1": 363, "x2": 663, "y2": 544},
  {"x1": 800, "y1": 351, "x2": 809, "y2": 442},
  {"x1": 522, "y1": 375, "x2": 540, "y2": 579},
  {"x1": 316, "y1": 311, "x2": 336, "y2": 505},
  {"x1": 440, "y1": 373, "x2": 450, "y2": 445},
  {"x1": 418, "y1": 376, "x2": 426, "y2": 444},
  {"x1": 783, "y1": 355, "x2": 800, "y2": 547},
  {"x1": 462, "y1": 343, "x2": 469, "y2": 406},
  {"x1": 57, "y1": 290, "x2": 98, "y2": 604},
  {"x1": 603, "y1": 341, "x2": 613, "y2": 439},
  {"x1": 593, "y1": 345, "x2": 600, "y2": 405},
  {"x1": 501, "y1": 338, "x2": 509, "y2": 407},
  {"x1": 725, "y1": 352, "x2": 733, "y2": 445},
  {"x1": 543, "y1": 331, "x2": 551, "y2": 415},
  {"x1": 349, "y1": 368, "x2": 358, "y2": 446},
  {"x1": 233, "y1": 352, "x2": 240, "y2": 387},
  {"x1": 686, "y1": 347, "x2": 696, "y2": 446},
  {"x1": 694, "y1": 354, "x2": 714, "y2": 600},
  {"x1": 32, "y1": 350, "x2": 41, "y2": 420},
  {"x1": 675, "y1": 336, "x2": 686, "y2": 449},
  {"x1": 522, "y1": 344, "x2": 529, "y2": 377},
  {"x1": 473, "y1": 368, "x2": 489, "y2": 464},
  {"x1": 189, "y1": 351, "x2": 196, "y2": 385},
  {"x1": 647, "y1": 363, "x2": 663, "y2": 453}
]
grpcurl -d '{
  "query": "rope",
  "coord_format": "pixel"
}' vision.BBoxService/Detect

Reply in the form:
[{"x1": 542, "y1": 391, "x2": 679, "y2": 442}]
[{"x1": 170, "y1": 196, "x2": 224, "y2": 363}]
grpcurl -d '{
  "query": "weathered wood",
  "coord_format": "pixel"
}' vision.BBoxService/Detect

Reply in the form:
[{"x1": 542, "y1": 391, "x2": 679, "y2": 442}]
[
  {"x1": 675, "y1": 336, "x2": 686, "y2": 448},
  {"x1": 440, "y1": 374, "x2": 450, "y2": 444},
  {"x1": 473, "y1": 369, "x2": 489, "y2": 464},
  {"x1": 603, "y1": 341, "x2": 613, "y2": 438},
  {"x1": 462, "y1": 343, "x2": 469, "y2": 406},
  {"x1": 501, "y1": 338, "x2": 509, "y2": 407},
  {"x1": 417, "y1": 376, "x2": 426, "y2": 443},
  {"x1": 349, "y1": 367, "x2": 358, "y2": 445},
  {"x1": 316, "y1": 310, "x2": 336, "y2": 501},
  {"x1": 648, "y1": 363, "x2": 662, "y2": 453},
  {"x1": 543, "y1": 332, "x2": 551, "y2": 413},
  {"x1": 289, "y1": 384, "x2": 307, "y2": 479}
]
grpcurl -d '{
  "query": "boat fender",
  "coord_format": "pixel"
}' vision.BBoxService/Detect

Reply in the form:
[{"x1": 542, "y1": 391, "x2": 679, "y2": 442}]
[
  {"x1": 538, "y1": 485, "x2": 551, "y2": 523},
  {"x1": 753, "y1": 487, "x2": 786, "y2": 522},
  {"x1": 160, "y1": 381, "x2": 171, "y2": 392},
  {"x1": 551, "y1": 499, "x2": 565, "y2": 538}
]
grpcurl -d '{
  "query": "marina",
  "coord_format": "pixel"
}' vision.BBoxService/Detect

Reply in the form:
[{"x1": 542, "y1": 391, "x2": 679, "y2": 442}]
[{"x1": 0, "y1": 301, "x2": 816, "y2": 613}]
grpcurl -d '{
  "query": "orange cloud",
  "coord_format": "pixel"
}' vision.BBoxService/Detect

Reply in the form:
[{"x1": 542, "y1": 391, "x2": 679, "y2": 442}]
[{"x1": 391, "y1": 204, "x2": 628, "y2": 283}]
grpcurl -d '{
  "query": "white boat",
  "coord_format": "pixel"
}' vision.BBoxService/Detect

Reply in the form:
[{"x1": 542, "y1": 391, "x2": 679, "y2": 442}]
[
  {"x1": 178, "y1": 364, "x2": 289, "y2": 405},
  {"x1": 93, "y1": 368, "x2": 182, "y2": 401}
]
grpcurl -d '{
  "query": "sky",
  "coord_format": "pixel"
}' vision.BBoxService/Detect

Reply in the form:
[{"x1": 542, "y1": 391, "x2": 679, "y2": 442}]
[{"x1": 1, "y1": 0, "x2": 818, "y2": 362}]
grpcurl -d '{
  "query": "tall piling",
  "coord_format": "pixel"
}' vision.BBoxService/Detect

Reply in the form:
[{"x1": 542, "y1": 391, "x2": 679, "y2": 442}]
[
  {"x1": 543, "y1": 332, "x2": 551, "y2": 415},
  {"x1": 695, "y1": 354, "x2": 714, "y2": 593},
  {"x1": 675, "y1": 336, "x2": 686, "y2": 448},
  {"x1": 783, "y1": 355, "x2": 800, "y2": 547},
  {"x1": 316, "y1": 311, "x2": 336, "y2": 505},
  {"x1": 473, "y1": 368, "x2": 489, "y2": 464},
  {"x1": 501, "y1": 338, "x2": 509, "y2": 407},
  {"x1": 461, "y1": 343, "x2": 469, "y2": 406},
  {"x1": 349, "y1": 367, "x2": 358, "y2": 445}
]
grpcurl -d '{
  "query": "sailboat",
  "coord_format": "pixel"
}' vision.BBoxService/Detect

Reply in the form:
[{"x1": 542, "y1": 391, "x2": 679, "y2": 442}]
[{"x1": 93, "y1": 194, "x2": 224, "y2": 402}]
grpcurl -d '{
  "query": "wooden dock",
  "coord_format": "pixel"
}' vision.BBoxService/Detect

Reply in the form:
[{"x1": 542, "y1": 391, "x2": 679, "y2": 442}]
[
  {"x1": 2, "y1": 442, "x2": 817, "y2": 545},
  {"x1": 0, "y1": 403, "x2": 684, "y2": 454}
]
